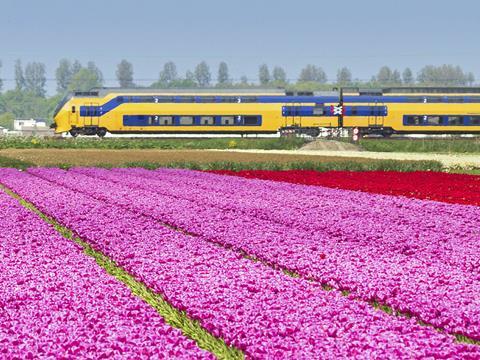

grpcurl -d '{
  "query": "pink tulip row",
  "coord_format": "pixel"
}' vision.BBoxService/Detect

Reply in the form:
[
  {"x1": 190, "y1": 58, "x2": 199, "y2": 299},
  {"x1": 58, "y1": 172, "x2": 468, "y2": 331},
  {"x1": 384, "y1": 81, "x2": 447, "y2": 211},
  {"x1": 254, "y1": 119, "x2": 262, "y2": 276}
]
[
  {"x1": 0, "y1": 184, "x2": 212, "y2": 359},
  {"x1": 115, "y1": 167, "x2": 480, "y2": 275},
  {"x1": 41, "y1": 166, "x2": 480, "y2": 340},
  {"x1": 0, "y1": 168, "x2": 477, "y2": 358}
]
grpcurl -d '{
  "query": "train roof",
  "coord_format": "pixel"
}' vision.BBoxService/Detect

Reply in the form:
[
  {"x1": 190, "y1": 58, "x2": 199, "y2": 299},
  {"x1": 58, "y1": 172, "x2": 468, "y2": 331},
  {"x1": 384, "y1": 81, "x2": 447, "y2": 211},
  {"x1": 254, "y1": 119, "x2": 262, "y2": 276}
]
[
  {"x1": 71, "y1": 86, "x2": 480, "y2": 99},
  {"x1": 343, "y1": 87, "x2": 480, "y2": 95},
  {"x1": 74, "y1": 87, "x2": 286, "y2": 98}
]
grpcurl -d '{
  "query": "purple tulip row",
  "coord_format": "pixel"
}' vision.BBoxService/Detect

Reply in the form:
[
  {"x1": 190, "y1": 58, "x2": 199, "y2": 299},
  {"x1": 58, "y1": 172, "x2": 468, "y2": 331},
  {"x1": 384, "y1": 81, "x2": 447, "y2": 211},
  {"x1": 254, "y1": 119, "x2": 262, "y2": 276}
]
[
  {"x1": 0, "y1": 169, "x2": 477, "y2": 358},
  {"x1": 39, "y1": 166, "x2": 480, "y2": 341},
  {"x1": 0, "y1": 185, "x2": 212, "y2": 359},
  {"x1": 114, "y1": 167, "x2": 480, "y2": 275}
]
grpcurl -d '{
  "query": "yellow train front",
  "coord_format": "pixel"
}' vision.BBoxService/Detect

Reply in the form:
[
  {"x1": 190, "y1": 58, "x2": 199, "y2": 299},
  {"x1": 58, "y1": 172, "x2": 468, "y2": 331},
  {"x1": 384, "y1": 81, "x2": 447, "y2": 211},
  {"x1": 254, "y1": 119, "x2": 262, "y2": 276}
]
[{"x1": 51, "y1": 87, "x2": 480, "y2": 137}]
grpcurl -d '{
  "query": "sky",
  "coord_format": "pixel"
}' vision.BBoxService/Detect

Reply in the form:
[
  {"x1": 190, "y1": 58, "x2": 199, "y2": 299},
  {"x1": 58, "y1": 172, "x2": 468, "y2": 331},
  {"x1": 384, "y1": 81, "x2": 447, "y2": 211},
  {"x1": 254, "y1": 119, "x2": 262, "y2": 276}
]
[{"x1": 0, "y1": 0, "x2": 479, "y2": 94}]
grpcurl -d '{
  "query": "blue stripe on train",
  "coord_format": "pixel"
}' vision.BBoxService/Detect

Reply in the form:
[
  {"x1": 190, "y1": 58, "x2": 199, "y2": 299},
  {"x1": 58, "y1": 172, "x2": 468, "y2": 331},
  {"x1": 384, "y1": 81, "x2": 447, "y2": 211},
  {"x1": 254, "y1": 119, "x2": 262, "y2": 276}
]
[
  {"x1": 282, "y1": 105, "x2": 388, "y2": 117},
  {"x1": 123, "y1": 115, "x2": 263, "y2": 127}
]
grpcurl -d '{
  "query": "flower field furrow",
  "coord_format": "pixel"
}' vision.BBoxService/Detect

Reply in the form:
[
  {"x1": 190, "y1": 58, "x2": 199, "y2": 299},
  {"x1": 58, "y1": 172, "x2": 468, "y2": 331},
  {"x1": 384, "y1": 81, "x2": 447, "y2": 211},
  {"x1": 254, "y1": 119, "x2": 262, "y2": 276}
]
[
  {"x1": 0, "y1": 169, "x2": 478, "y2": 358},
  {"x1": 27, "y1": 168, "x2": 480, "y2": 340},
  {"x1": 0, "y1": 187, "x2": 211, "y2": 359},
  {"x1": 106, "y1": 167, "x2": 480, "y2": 274},
  {"x1": 211, "y1": 170, "x2": 480, "y2": 206}
]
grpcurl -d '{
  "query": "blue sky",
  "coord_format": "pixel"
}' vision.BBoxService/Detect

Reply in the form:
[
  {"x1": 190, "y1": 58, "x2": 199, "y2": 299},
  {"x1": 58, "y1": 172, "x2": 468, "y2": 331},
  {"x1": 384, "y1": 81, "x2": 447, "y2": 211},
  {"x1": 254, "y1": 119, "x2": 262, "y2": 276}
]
[{"x1": 1, "y1": 0, "x2": 478, "y2": 93}]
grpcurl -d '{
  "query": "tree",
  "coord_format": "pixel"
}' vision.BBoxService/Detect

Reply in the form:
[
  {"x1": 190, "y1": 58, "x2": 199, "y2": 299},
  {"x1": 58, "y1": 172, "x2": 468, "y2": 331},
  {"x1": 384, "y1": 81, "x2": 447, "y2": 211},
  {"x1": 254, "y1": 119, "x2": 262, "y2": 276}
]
[
  {"x1": 116, "y1": 59, "x2": 134, "y2": 88},
  {"x1": 391, "y1": 70, "x2": 401, "y2": 84},
  {"x1": 376, "y1": 66, "x2": 393, "y2": 84},
  {"x1": 336, "y1": 67, "x2": 352, "y2": 85},
  {"x1": 86, "y1": 61, "x2": 103, "y2": 85},
  {"x1": 159, "y1": 61, "x2": 178, "y2": 86},
  {"x1": 55, "y1": 59, "x2": 73, "y2": 93},
  {"x1": 14, "y1": 59, "x2": 25, "y2": 91},
  {"x1": 402, "y1": 68, "x2": 414, "y2": 84},
  {"x1": 194, "y1": 61, "x2": 211, "y2": 87},
  {"x1": 240, "y1": 75, "x2": 249, "y2": 85},
  {"x1": 71, "y1": 60, "x2": 82, "y2": 75},
  {"x1": 68, "y1": 67, "x2": 103, "y2": 91},
  {"x1": 299, "y1": 64, "x2": 327, "y2": 83},
  {"x1": 272, "y1": 66, "x2": 287, "y2": 84},
  {"x1": 467, "y1": 72, "x2": 475, "y2": 86},
  {"x1": 258, "y1": 64, "x2": 270, "y2": 85},
  {"x1": 0, "y1": 112, "x2": 14, "y2": 130},
  {"x1": 417, "y1": 64, "x2": 471, "y2": 86},
  {"x1": 182, "y1": 70, "x2": 197, "y2": 88},
  {"x1": 24, "y1": 62, "x2": 47, "y2": 97},
  {"x1": 217, "y1": 61, "x2": 230, "y2": 85},
  {"x1": 0, "y1": 89, "x2": 60, "y2": 121}
]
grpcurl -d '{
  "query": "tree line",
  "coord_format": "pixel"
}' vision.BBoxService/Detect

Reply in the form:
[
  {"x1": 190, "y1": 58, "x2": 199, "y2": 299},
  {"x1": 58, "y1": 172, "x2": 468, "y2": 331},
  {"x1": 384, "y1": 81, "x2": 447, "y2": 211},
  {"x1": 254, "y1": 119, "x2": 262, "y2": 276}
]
[
  {"x1": 0, "y1": 59, "x2": 476, "y2": 129},
  {"x1": 0, "y1": 59, "x2": 476, "y2": 94}
]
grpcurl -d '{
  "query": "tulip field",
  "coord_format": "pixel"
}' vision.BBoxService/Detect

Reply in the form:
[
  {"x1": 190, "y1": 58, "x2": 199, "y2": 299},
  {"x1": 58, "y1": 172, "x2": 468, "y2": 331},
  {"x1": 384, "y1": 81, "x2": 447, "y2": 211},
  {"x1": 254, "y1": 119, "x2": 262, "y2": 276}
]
[{"x1": 0, "y1": 167, "x2": 479, "y2": 358}]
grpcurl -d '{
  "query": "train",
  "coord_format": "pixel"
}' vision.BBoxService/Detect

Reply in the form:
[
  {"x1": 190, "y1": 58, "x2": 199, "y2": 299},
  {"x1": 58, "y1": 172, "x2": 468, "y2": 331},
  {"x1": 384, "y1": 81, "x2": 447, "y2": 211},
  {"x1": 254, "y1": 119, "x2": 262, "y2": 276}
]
[{"x1": 51, "y1": 87, "x2": 480, "y2": 137}]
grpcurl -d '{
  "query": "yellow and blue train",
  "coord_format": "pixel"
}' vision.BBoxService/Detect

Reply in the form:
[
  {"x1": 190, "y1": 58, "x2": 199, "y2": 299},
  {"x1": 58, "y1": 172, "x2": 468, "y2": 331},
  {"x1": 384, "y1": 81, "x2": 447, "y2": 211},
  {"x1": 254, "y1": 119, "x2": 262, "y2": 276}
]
[{"x1": 52, "y1": 87, "x2": 480, "y2": 137}]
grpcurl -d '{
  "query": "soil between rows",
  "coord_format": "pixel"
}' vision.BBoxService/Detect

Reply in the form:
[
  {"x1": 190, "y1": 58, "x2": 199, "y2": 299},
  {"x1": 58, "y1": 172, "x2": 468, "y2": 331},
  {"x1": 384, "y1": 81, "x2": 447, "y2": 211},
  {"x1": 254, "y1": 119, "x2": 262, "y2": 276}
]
[{"x1": 0, "y1": 149, "x2": 380, "y2": 166}]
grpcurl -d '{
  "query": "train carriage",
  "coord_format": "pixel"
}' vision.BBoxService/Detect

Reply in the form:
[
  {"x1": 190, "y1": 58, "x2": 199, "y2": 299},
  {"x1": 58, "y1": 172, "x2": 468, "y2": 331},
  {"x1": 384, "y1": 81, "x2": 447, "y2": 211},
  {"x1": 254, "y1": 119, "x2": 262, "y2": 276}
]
[{"x1": 51, "y1": 87, "x2": 480, "y2": 137}]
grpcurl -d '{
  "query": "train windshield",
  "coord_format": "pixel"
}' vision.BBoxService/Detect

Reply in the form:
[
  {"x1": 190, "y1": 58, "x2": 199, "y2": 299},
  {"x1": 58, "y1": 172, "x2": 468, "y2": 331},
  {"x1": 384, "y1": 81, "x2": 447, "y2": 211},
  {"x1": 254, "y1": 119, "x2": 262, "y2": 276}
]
[{"x1": 53, "y1": 93, "x2": 73, "y2": 118}]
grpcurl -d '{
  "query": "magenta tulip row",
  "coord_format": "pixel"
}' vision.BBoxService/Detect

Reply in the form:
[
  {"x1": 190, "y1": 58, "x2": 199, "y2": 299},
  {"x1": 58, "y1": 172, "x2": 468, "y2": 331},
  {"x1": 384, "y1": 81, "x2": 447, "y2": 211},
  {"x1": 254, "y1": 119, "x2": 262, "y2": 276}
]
[
  {"x1": 0, "y1": 186, "x2": 211, "y2": 359},
  {"x1": 0, "y1": 168, "x2": 477, "y2": 358},
  {"x1": 114, "y1": 167, "x2": 480, "y2": 275},
  {"x1": 40, "y1": 166, "x2": 480, "y2": 340}
]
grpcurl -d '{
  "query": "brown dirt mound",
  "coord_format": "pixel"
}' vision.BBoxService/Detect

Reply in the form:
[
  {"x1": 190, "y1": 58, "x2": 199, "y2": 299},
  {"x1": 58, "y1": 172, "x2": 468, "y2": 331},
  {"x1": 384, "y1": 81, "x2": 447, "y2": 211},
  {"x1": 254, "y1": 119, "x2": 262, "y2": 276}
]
[{"x1": 300, "y1": 140, "x2": 362, "y2": 151}]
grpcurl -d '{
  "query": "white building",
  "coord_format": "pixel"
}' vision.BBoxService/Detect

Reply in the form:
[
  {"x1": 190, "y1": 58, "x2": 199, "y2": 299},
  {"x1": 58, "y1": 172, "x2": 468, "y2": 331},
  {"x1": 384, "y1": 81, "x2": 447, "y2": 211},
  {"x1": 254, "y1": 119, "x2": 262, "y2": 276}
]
[
  {"x1": 14, "y1": 119, "x2": 47, "y2": 131},
  {"x1": 13, "y1": 119, "x2": 53, "y2": 137}
]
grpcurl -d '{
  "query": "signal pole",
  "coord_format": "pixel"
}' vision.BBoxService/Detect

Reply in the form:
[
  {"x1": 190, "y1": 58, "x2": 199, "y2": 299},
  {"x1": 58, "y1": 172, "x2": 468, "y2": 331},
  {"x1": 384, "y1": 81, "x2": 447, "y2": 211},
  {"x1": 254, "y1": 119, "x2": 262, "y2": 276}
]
[{"x1": 338, "y1": 87, "x2": 344, "y2": 128}]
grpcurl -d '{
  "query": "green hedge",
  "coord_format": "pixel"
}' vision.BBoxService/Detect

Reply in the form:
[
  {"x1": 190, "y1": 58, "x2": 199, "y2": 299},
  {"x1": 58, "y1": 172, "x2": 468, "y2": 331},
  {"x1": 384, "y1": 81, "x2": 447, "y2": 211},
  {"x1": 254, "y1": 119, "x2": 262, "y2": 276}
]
[
  {"x1": 360, "y1": 138, "x2": 480, "y2": 153},
  {"x1": 0, "y1": 137, "x2": 306, "y2": 150}
]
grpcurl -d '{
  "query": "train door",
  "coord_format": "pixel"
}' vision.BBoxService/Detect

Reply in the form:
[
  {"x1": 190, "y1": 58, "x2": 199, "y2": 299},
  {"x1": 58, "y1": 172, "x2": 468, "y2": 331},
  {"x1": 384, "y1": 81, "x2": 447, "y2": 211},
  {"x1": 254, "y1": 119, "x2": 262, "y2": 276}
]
[
  {"x1": 68, "y1": 104, "x2": 79, "y2": 127},
  {"x1": 82, "y1": 103, "x2": 100, "y2": 127},
  {"x1": 283, "y1": 103, "x2": 295, "y2": 127},
  {"x1": 368, "y1": 100, "x2": 385, "y2": 127}
]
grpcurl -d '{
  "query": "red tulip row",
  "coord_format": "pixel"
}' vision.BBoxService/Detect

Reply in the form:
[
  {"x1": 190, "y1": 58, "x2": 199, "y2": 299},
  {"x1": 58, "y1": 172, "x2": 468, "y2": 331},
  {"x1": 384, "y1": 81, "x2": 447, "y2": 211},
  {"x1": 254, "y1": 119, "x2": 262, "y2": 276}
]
[{"x1": 210, "y1": 170, "x2": 480, "y2": 206}]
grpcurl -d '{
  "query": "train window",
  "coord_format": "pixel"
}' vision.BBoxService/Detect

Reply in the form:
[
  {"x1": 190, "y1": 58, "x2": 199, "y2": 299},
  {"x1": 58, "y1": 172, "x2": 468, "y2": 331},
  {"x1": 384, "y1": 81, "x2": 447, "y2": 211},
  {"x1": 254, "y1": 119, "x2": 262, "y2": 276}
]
[
  {"x1": 148, "y1": 116, "x2": 153, "y2": 125},
  {"x1": 447, "y1": 116, "x2": 464, "y2": 126},
  {"x1": 200, "y1": 116, "x2": 215, "y2": 125},
  {"x1": 244, "y1": 116, "x2": 258, "y2": 125},
  {"x1": 220, "y1": 116, "x2": 234, "y2": 125},
  {"x1": 219, "y1": 97, "x2": 237, "y2": 103},
  {"x1": 197, "y1": 96, "x2": 215, "y2": 102},
  {"x1": 159, "y1": 116, "x2": 173, "y2": 125},
  {"x1": 179, "y1": 116, "x2": 194, "y2": 125},
  {"x1": 470, "y1": 116, "x2": 480, "y2": 125},
  {"x1": 426, "y1": 116, "x2": 441, "y2": 125},
  {"x1": 153, "y1": 96, "x2": 174, "y2": 103},
  {"x1": 71, "y1": 106, "x2": 76, "y2": 113},
  {"x1": 350, "y1": 107, "x2": 358, "y2": 116},
  {"x1": 177, "y1": 97, "x2": 195, "y2": 103},
  {"x1": 405, "y1": 116, "x2": 422, "y2": 125},
  {"x1": 140, "y1": 96, "x2": 156, "y2": 103}
]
